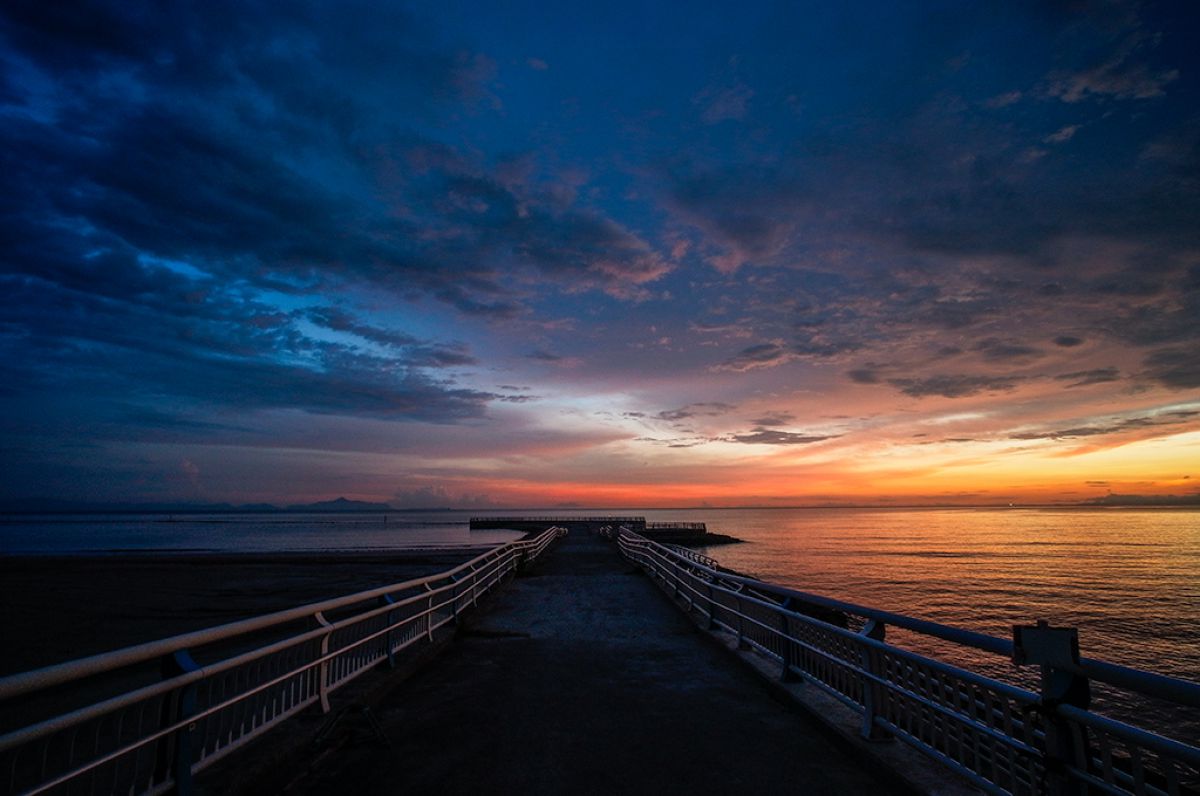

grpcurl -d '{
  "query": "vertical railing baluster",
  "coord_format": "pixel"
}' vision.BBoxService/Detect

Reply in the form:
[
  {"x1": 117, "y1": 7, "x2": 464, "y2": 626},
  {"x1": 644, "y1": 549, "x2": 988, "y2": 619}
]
[
  {"x1": 705, "y1": 582, "x2": 717, "y2": 629},
  {"x1": 858, "y1": 620, "x2": 891, "y2": 741},
  {"x1": 378, "y1": 594, "x2": 398, "y2": 668},
  {"x1": 735, "y1": 593, "x2": 749, "y2": 649},
  {"x1": 425, "y1": 584, "x2": 435, "y2": 642},
  {"x1": 314, "y1": 612, "x2": 333, "y2": 714},
  {"x1": 778, "y1": 599, "x2": 799, "y2": 682},
  {"x1": 154, "y1": 649, "x2": 200, "y2": 796}
]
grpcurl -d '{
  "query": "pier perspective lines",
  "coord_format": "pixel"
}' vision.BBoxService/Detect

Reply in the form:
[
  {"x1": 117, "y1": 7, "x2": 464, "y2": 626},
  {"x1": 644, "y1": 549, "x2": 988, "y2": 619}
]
[
  {"x1": 610, "y1": 525, "x2": 1200, "y2": 796},
  {"x1": 0, "y1": 527, "x2": 565, "y2": 796},
  {"x1": 3, "y1": 519, "x2": 1198, "y2": 796}
]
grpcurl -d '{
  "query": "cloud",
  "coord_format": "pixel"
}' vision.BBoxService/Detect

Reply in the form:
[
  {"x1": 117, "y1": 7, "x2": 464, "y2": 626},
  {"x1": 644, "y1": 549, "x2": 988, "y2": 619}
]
[
  {"x1": 0, "y1": 258, "x2": 497, "y2": 426},
  {"x1": 1055, "y1": 367, "x2": 1120, "y2": 387},
  {"x1": 983, "y1": 90, "x2": 1022, "y2": 109},
  {"x1": 305, "y1": 307, "x2": 476, "y2": 367},
  {"x1": 1011, "y1": 426, "x2": 1112, "y2": 440},
  {"x1": 750, "y1": 413, "x2": 795, "y2": 427},
  {"x1": 726, "y1": 427, "x2": 836, "y2": 445},
  {"x1": 1143, "y1": 347, "x2": 1200, "y2": 389},
  {"x1": 973, "y1": 338, "x2": 1044, "y2": 363},
  {"x1": 690, "y1": 321, "x2": 754, "y2": 339},
  {"x1": 847, "y1": 368, "x2": 882, "y2": 385},
  {"x1": 656, "y1": 402, "x2": 735, "y2": 422},
  {"x1": 888, "y1": 375, "x2": 1023, "y2": 399},
  {"x1": 662, "y1": 161, "x2": 802, "y2": 271},
  {"x1": 694, "y1": 81, "x2": 754, "y2": 124},
  {"x1": 493, "y1": 393, "x2": 539, "y2": 403},
  {"x1": 305, "y1": 307, "x2": 418, "y2": 348},
  {"x1": 792, "y1": 333, "x2": 864, "y2": 360},
  {"x1": 1108, "y1": 296, "x2": 1200, "y2": 347},
  {"x1": 1046, "y1": 44, "x2": 1178, "y2": 103},
  {"x1": 635, "y1": 436, "x2": 714, "y2": 449},
  {"x1": 1084, "y1": 492, "x2": 1200, "y2": 507},
  {"x1": 715, "y1": 342, "x2": 798, "y2": 372},
  {"x1": 0, "y1": 0, "x2": 673, "y2": 334},
  {"x1": 1043, "y1": 124, "x2": 1080, "y2": 144},
  {"x1": 1011, "y1": 408, "x2": 1199, "y2": 441},
  {"x1": 392, "y1": 484, "x2": 498, "y2": 509},
  {"x1": 3, "y1": 0, "x2": 1199, "y2": 506},
  {"x1": 1092, "y1": 269, "x2": 1162, "y2": 297}
]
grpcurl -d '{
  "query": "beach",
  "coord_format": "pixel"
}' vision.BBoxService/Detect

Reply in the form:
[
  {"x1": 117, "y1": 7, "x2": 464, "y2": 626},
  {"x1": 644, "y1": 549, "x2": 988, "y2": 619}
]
[{"x1": 0, "y1": 551, "x2": 484, "y2": 677}]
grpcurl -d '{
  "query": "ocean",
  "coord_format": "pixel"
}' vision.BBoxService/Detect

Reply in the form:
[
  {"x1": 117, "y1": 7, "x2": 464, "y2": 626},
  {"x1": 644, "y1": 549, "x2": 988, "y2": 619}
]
[
  {"x1": 0, "y1": 511, "x2": 524, "y2": 553},
  {"x1": 2, "y1": 506, "x2": 1196, "y2": 742}
]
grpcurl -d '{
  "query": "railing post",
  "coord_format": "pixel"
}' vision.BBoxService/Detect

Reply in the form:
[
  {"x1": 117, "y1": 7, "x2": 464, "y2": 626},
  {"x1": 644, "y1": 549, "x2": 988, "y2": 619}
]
[
  {"x1": 706, "y1": 582, "x2": 719, "y2": 630},
  {"x1": 1013, "y1": 621, "x2": 1091, "y2": 796},
  {"x1": 858, "y1": 620, "x2": 892, "y2": 741},
  {"x1": 736, "y1": 594, "x2": 750, "y2": 649},
  {"x1": 778, "y1": 598, "x2": 799, "y2": 682},
  {"x1": 378, "y1": 595, "x2": 397, "y2": 669},
  {"x1": 424, "y1": 584, "x2": 434, "y2": 642},
  {"x1": 315, "y1": 611, "x2": 333, "y2": 714},
  {"x1": 449, "y1": 573, "x2": 462, "y2": 625},
  {"x1": 157, "y1": 648, "x2": 200, "y2": 796}
]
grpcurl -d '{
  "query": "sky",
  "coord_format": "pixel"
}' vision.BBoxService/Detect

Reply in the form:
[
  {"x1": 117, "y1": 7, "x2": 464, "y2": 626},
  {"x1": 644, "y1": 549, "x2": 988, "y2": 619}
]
[{"x1": 1, "y1": 1, "x2": 1198, "y2": 508}]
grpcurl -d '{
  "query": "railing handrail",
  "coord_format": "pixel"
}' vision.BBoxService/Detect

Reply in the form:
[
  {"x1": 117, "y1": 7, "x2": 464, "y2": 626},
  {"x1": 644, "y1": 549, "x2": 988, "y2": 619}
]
[
  {"x1": 0, "y1": 526, "x2": 567, "y2": 794},
  {"x1": 619, "y1": 528, "x2": 1200, "y2": 709},
  {"x1": 0, "y1": 529, "x2": 559, "y2": 702},
  {"x1": 612, "y1": 526, "x2": 1200, "y2": 796}
]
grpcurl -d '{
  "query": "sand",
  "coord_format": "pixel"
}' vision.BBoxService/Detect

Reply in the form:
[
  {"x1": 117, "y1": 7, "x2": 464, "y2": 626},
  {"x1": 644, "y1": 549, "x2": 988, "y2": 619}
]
[{"x1": 0, "y1": 550, "x2": 485, "y2": 677}]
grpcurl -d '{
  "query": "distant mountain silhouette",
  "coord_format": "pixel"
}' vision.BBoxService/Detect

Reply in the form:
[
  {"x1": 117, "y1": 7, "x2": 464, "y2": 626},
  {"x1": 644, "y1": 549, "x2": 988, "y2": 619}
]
[{"x1": 285, "y1": 496, "x2": 394, "y2": 512}]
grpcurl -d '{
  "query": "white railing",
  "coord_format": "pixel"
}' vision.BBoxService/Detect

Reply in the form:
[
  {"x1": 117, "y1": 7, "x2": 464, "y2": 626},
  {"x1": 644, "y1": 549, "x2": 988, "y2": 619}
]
[
  {"x1": 613, "y1": 527, "x2": 1200, "y2": 796},
  {"x1": 0, "y1": 527, "x2": 566, "y2": 796}
]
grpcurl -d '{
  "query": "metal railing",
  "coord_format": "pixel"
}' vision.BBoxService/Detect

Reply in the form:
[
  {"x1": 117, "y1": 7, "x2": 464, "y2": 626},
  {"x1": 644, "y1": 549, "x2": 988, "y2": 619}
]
[
  {"x1": 613, "y1": 527, "x2": 1200, "y2": 796},
  {"x1": 645, "y1": 521, "x2": 707, "y2": 531},
  {"x1": 663, "y1": 543, "x2": 722, "y2": 570},
  {"x1": 0, "y1": 527, "x2": 566, "y2": 796}
]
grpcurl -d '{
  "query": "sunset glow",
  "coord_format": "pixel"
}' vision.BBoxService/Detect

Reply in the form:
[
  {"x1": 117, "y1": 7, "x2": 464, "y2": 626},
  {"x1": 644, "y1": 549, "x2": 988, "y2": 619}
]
[{"x1": 1, "y1": 2, "x2": 1198, "y2": 509}]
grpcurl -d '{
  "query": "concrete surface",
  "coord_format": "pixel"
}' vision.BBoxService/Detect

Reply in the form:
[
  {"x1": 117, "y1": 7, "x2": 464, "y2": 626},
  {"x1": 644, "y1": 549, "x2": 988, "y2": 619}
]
[{"x1": 282, "y1": 531, "x2": 908, "y2": 795}]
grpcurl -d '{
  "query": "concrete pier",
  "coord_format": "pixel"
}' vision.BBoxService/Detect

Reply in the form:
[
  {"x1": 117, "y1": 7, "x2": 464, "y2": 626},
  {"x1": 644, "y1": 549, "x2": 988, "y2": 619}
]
[{"x1": 280, "y1": 530, "x2": 906, "y2": 795}]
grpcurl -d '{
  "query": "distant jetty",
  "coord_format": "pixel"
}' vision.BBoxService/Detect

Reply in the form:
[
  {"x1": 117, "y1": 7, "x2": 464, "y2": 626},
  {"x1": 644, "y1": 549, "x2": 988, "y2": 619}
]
[{"x1": 468, "y1": 515, "x2": 743, "y2": 546}]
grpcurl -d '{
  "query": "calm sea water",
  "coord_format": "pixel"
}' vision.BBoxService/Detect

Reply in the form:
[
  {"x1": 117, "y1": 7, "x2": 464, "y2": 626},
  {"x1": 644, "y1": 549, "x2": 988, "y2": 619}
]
[
  {"x1": 3, "y1": 506, "x2": 1196, "y2": 741},
  {"x1": 0, "y1": 511, "x2": 522, "y2": 553}
]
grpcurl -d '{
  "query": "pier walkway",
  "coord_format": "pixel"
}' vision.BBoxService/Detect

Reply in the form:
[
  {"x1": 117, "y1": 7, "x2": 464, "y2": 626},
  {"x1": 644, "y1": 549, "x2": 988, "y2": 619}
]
[{"x1": 284, "y1": 529, "x2": 905, "y2": 795}]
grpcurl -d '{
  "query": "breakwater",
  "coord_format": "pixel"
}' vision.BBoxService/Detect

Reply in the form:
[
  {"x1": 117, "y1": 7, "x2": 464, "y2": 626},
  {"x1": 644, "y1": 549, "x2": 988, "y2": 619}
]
[{"x1": 469, "y1": 515, "x2": 741, "y2": 545}]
